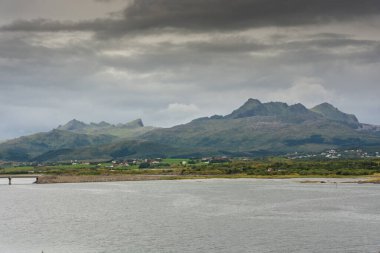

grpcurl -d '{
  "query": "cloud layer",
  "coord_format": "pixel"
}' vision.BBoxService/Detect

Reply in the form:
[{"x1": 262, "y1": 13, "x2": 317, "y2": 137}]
[
  {"x1": 0, "y1": 0, "x2": 380, "y2": 139},
  {"x1": 2, "y1": 0, "x2": 380, "y2": 34}
]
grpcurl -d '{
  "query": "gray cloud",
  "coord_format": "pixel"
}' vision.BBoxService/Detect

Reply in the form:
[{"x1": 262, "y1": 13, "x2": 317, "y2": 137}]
[
  {"x1": 93, "y1": 0, "x2": 122, "y2": 2},
  {"x1": 93, "y1": 35, "x2": 380, "y2": 77},
  {"x1": 120, "y1": 0, "x2": 380, "y2": 30},
  {"x1": 1, "y1": 0, "x2": 380, "y2": 35}
]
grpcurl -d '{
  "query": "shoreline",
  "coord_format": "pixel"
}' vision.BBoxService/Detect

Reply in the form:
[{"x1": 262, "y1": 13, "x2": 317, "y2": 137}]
[{"x1": 31, "y1": 174, "x2": 380, "y2": 184}]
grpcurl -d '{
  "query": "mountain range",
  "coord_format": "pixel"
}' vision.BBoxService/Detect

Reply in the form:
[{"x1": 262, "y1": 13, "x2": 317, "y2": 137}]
[{"x1": 1, "y1": 99, "x2": 379, "y2": 162}]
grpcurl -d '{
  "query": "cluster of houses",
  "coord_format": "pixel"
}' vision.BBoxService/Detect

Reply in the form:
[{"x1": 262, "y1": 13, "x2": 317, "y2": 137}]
[
  {"x1": 287, "y1": 149, "x2": 380, "y2": 160},
  {"x1": 74, "y1": 158, "x2": 165, "y2": 168},
  {"x1": 321, "y1": 149, "x2": 342, "y2": 159},
  {"x1": 201, "y1": 157, "x2": 231, "y2": 164},
  {"x1": 72, "y1": 157, "x2": 232, "y2": 168},
  {"x1": 1, "y1": 156, "x2": 233, "y2": 170},
  {"x1": 0, "y1": 161, "x2": 12, "y2": 167}
]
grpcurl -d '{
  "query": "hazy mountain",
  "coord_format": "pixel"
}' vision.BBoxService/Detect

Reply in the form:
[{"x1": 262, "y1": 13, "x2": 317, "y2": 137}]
[
  {"x1": 1, "y1": 99, "x2": 380, "y2": 162},
  {"x1": 58, "y1": 119, "x2": 145, "y2": 132},
  {"x1": 118, "y1": 119, "x2": 144, "y2": 128},
  {"x1": 57, "y1": 118, "x2": 155, "y2": 138},
  {"x1": 57, "y1": 119, "x2": 89, "y2": 131},
  {"x1": 0, "y1": 119, "x2": 155, "y2": 161},
  {"x1": 0, "y1": 130, "x2": 116, "y2": 161}
]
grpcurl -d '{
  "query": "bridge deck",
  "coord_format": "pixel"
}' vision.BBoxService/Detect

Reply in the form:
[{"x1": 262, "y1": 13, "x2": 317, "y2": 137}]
[
  {"x1": 0, "y1": 175, "x2": 40, "y2": 178},
  {"x1": 0, "y1": 175, "x2": 40, "y2": 185}
]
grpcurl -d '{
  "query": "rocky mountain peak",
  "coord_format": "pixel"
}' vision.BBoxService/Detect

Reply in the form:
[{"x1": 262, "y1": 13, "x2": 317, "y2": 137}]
[
  {"x1": 57, "y1": 119, "x2": 88, "y2": 131},
  {"x1": 311, "y1": 102, "x2": 359, "y2": 127}
]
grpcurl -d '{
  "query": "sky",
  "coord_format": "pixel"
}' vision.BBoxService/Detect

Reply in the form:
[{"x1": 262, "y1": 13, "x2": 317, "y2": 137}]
[{"x1": 1, "y1": 0, "x2": 380, "y2": 140}]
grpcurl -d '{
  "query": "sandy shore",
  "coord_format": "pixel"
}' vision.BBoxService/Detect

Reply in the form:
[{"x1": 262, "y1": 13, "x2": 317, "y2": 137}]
[
  {"x1": 36, "y1": 174, "x2": 181, "y2": 184},
  {"x1": 34, "y1": 174, "x2": 379, "y2": 184}
]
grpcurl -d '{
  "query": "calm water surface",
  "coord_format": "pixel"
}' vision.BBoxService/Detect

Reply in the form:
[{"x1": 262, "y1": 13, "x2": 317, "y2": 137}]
[{"x1": 0, "y1": 178, "x2": 379, "y2": 253}]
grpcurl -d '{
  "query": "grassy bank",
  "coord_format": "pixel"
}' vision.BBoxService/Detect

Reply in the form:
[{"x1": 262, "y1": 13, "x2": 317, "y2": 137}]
[{"x1": 357, "y1": 173, "x2": 380, "y2": 184}]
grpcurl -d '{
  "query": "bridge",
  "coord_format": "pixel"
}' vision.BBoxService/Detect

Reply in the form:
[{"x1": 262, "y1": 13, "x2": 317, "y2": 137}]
[{"x1": 0, "y1": 175, "x2": 40, "y2": 185}]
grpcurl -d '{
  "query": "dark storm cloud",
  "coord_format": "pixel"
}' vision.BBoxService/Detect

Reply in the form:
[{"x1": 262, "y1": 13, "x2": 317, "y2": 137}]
[
  {"x1": 120, "y1": 0, "x2": 380, "y2": 29},
  {"x1": 1, "y1": 0, "x2": 380, "y2": 35},
  {"x1": 94, "y1": 0, "x2": 118, "y2": 2}
]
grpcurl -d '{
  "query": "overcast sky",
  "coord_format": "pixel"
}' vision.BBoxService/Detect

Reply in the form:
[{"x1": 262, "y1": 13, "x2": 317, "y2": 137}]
[{"x1": 1, "y1": 0, "x2": 380, "y2": 140}]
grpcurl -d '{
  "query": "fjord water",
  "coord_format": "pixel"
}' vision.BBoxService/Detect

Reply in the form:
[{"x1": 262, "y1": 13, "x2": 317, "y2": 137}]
[{"x1": 0, "y1": 179, "x2": 379, "y2": 253}]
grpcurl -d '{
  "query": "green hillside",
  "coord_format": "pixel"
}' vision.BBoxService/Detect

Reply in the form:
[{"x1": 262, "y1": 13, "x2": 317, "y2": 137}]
[
  {"x1": 0, "y1": 118, "x2": 156, "y2": 161},
  {"x1": 32, "y1": 140, "x2": 191, "y2": 162},
  {"x1": 0, "y1": 130, "x2": 117, "y2": 161}
]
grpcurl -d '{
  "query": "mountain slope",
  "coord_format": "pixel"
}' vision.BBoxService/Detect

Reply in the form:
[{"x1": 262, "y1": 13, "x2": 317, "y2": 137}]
[
  {"x1": 32, "y1": 140, "x2": 183, "y2": 162},
  {"x1": 0, "y1": 130, "x2": 117, "y2": 161},
  {"x1": 311, "y1": 103, "x2": 360, "y2": 128}
]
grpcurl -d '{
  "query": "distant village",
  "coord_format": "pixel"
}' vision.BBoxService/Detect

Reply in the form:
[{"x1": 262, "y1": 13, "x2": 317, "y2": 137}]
[
  {"x1": 67, "y1": 156, "x2": 229, "y2": 167},
  {"x1": 1, "y1": 149, "x2": 380, "y2": 169},
  {"x1": 286, "y1": 149, "x2": 380, "y2": 160},
  {"x1": 0, "y1": 156, "x2": 232, "y2": 169}
]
